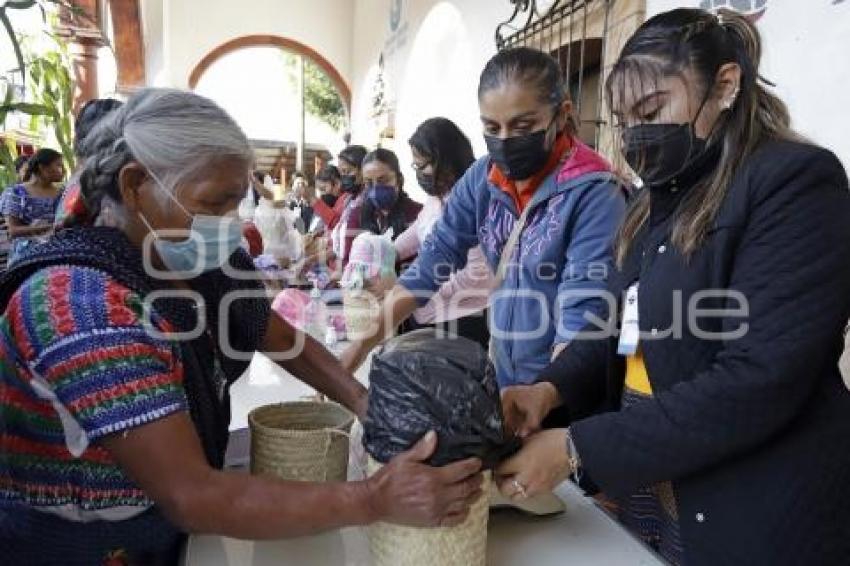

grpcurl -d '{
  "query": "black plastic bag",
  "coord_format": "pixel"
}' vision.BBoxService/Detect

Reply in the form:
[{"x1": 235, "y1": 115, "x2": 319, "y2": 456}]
[{"x1": 363, "y1": 329, "x2": 520, "y2": 469}]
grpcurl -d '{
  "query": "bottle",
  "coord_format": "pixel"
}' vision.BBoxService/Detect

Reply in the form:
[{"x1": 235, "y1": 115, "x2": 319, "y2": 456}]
[
  {"x1": 305, "y1": 283, "x2": 326, "y2": 341},
  {"x1": 324, "y1": 323, "x2": 338, "y2": 348}
]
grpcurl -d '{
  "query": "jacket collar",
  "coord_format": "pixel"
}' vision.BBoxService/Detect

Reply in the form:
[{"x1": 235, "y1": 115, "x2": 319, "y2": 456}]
[{"x1": 647, "y1": 141, "x2": 723, "y2": 226}]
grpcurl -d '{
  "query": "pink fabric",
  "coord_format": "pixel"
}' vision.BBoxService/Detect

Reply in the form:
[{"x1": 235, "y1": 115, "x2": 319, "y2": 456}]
[
  {"x1": 340, "y1": 233, "x2": 397, "y2": 285},
  {"x1": 271, "y1": 288, "x2": 311, "y2": 330},
  {"x1": 556, "y1": 140, "x2": 613, "y2": 183},
  {"x1": 395, "y1": 196, "x2": 495, "y2": 325},
  {"x1": 393, "y1": 198, "x2": 437, "y2": 262}
]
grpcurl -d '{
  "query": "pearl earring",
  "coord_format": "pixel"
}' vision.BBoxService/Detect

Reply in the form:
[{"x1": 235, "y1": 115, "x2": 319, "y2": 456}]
[{"x1": 723, "y1": 87, "x2": 740, "y2": 110}]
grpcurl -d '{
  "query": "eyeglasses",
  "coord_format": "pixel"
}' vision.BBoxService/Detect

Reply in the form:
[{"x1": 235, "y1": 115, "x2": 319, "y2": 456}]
[{"x1": 411, "y1": 161, "x2": 433, "y2": 172}]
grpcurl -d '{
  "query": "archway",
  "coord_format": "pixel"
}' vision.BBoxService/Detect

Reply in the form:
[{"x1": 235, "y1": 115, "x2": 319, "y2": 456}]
[
  {"x1": 188, "y1": 35, "x2": 350, "y2": 108},
  {"x1": 189, "y1": 35, "x2": 351, "y2": 188}
]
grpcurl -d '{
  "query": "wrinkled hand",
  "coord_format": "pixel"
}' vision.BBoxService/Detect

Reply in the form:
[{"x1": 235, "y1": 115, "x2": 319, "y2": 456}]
[
  {"x1": 501, "y1": 382, "x2": 561, "y2": 439},
  {"x1": 495, "y1": 428, "x2": 572, "y2": 500},
  {"x1": 367, "y1": 431, "x2": 484, "y2": 527}
]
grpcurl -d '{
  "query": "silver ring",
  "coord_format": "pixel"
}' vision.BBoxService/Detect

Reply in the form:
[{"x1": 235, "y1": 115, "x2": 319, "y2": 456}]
[{"x1": 512, "y1": 479, "x2": 528, "y2": 499}]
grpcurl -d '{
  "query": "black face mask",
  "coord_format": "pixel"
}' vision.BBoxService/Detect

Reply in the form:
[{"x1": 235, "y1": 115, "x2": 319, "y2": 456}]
[
  {"x1": 623, "y1": 124, "x2": 707, "y2": 187},
  {"x1": 416, "y1": 171, "x2": 439, "y2": 196},
  {"x1": 484, "y1": 120, "x2": 555, "y2": 181},
  {"x1": 320, "y1": 193, "x2": 338, "y2": 208},
  {"x1": 340, "y1": 174, "x2": 359, "y2": 193}
]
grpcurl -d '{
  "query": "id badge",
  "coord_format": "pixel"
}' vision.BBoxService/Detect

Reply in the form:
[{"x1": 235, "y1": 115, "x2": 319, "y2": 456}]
[{"x1": 617, "y1": 282, "x2": 640, "y2": 356}]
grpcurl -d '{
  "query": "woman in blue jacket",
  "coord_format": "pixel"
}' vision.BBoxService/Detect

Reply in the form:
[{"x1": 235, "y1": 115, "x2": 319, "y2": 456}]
[{"x1": 341, "y1": 47, "x2": 626, "y2": 388}]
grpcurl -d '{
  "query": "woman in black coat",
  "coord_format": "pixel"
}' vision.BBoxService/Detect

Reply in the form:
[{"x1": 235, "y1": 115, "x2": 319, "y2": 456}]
[{"x1": 496, "y1": 8, "x2": 850, "y2": 566}]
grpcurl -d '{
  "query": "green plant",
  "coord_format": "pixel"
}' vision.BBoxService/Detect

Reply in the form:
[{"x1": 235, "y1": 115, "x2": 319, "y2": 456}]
[
  {"x1": 24, "y1": 45, "x2": 75, "y2": 168},
  {"x1": 0, "y1": 0, "x2": 79, "y2": 179},
  {"x1": 1, "y1": 1, "x2": 81, "y2": 87},
  {"x1": 283, "y1": 52, "x2": 347, "y2": 132},
  {"x1": 303, "y1": 59, "x2": 346, "y2": 131},
  {"x1": 0, "y1": 82, "x2": 21, "y2": 188}
]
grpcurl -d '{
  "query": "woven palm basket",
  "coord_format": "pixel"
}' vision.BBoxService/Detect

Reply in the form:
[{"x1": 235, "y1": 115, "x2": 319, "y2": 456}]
[
  {"x1": 342, "y1": 290, "x2": 379, "y2": 341},
  {"x1": 367, "y1": 457, "x2": 491, "y2": 566},
  {"x1": 249, "y1": 402, "x2": 355, "y2": 482}
]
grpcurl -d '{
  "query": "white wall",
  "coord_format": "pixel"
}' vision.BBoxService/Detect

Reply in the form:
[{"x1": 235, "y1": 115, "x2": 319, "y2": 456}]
[
  {"x1": 646, "y1": 0, "x2": 850, "y2": 167},
  {"x1": 140, "y1": 0, "x2": 166, "y2": 87},
  {"x1": 147, "y1": 0, "x2": 355, "y2": 91},
  {"x1": 350, "y1": 0, "x2": 515, "y2": 200}
]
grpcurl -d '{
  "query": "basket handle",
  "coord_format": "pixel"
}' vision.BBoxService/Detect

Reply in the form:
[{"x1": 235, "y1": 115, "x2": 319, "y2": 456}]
[{"x1": 322, "y1": 428, "x2": 368, "y2": 481}]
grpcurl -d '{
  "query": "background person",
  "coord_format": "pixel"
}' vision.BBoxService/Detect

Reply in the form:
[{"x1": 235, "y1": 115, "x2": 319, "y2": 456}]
[
  {"x1": 289, "y1": 173, "x2": 314, "y2": 234},
  {"x1": 395, "y1": 117, "x2": 493, "y2": 348},
  {"x1": 359, "y1": 147, "x2": 422, "y2": 241},
  {"x1": 310, "y1": 165, "x2": 342, "y2": 235},
  {"x1": 1, "y1": 147, "x2": 64, "y2": 264},
  {"x1": 341, "y1": 47, "x2": 626, "y2": 388},
  {"x1": 251, "y1": 169, "x2": 275, "y2": 204},
  {"x1": 0, "y1": 156, "x2": 29, "y2": 270},
  {"x1": 307, "y1": 145, "x2": 368, "y2": 275},
  {"x1": 13, "y1": 154, "x2": 29, "y2": 182}
]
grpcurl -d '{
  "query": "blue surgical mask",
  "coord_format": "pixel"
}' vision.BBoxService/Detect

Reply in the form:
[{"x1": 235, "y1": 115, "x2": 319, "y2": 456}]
[
  {"x1": 367, "y1": 184, "x2": 398, "y2": 211},
  {"x1": 139, "y1": 179, "x2": 244, "y2": 275}
]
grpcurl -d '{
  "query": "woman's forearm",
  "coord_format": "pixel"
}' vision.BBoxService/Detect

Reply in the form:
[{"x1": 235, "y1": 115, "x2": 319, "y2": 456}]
[
  {"x1": 358, "y1": 285, "x2": 419, "y2": 350},
  {"x1": 282, "y1": 332, "x2": 368, "y2": 416},
  {"x1": 181, "y1": 470, "x2": 375, "y2": 539},
  {"x1": 106, "y1": 411, "x2": 482, "y2": 541},
  {"x1": 104, "y1": 412, "x2": 376, "y2": 540},
  {"x1": 262, "y1": 311, "x2": 367, "y2": 416},
  {"x1": 341, "y1": 285, "x2": 420, "y2": 373}
]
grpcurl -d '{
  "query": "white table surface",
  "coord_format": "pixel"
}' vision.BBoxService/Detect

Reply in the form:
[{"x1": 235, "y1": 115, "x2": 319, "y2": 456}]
[{"x1": 184, "y1": 350, "x2": 665, "y2": 566}]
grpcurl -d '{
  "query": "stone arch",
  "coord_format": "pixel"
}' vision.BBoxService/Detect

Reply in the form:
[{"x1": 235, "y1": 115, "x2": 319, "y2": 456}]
[{"x1": 188, "y1": 34, "x2": 351, "y2": 109}]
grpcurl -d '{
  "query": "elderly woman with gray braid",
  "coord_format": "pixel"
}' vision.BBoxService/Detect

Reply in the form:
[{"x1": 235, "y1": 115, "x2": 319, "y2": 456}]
[{"x1": 0, "y1": 89, "x2": 483, "y2": 565}]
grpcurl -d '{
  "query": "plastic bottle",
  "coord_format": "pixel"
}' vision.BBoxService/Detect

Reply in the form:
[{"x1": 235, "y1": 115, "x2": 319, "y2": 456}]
[
  {"x1": 305, "y1": 284, "x2": 327, "y2": 341},
  {"x1": 324, "y1": 323, "x2": 338, "y2": 348}
]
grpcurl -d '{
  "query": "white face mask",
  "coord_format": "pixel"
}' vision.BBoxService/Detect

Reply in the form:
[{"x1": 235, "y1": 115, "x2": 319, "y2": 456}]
[{"x1": 138, "y1": 176, "x2": 244, "y2": 275}]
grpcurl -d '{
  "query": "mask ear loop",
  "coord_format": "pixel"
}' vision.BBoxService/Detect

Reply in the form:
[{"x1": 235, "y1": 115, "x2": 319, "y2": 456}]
[
  {"x1": 137, "y1": 209, "x2": 158, "y2": 237},
  {"x1": 136, "y1": 171, "x2": 206, "y2": 266},
  {"x1": 147, "y1": 170, "x2": 195, "y2": 221},
  {"x1": 666, "y1": 85, "x2": 717, "y2": 182}
]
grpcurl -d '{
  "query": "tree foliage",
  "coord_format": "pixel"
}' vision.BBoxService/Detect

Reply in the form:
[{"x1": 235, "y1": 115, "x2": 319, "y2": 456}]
[
  {"x1": 282, "y1": 52, "x2": 347, "y2": 132},
  {"x1": 0, "y1": 1, "x2": 76, "y2": 187}
]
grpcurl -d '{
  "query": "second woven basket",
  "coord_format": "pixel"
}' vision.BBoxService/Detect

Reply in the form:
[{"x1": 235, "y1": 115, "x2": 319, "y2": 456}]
[{"x1": 249, "y1": 401, "x2": 354, "y2": 482}]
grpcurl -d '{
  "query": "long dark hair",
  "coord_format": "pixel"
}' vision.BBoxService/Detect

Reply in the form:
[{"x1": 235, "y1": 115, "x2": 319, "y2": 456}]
[
  {"x1": 408, "y1": 117, "x2": 474, "y2": 196},
  {"x1": 338, "y1": 145, "x2": 368, "y2": 169},
  {"x1": 609, "y1": 8, "x2": 797, "y2": 264},
  {"x1": 478, "y1": 46, "x2": 578, "y2": 134},
  {"x1": 23, "y1": 148, "x2": 63, "y2": 182},
  {"x1": 360, "y1": 147, "x2": 414, "y2": 238}
]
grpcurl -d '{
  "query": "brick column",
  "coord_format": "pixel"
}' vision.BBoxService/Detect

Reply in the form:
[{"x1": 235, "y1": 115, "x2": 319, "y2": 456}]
[
  {"x1": 56, "y1": 0, "x2": 104, "y2": 112},
  {"x1": 68, "y1": 38, "x2": 100, "y2": 113}
]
